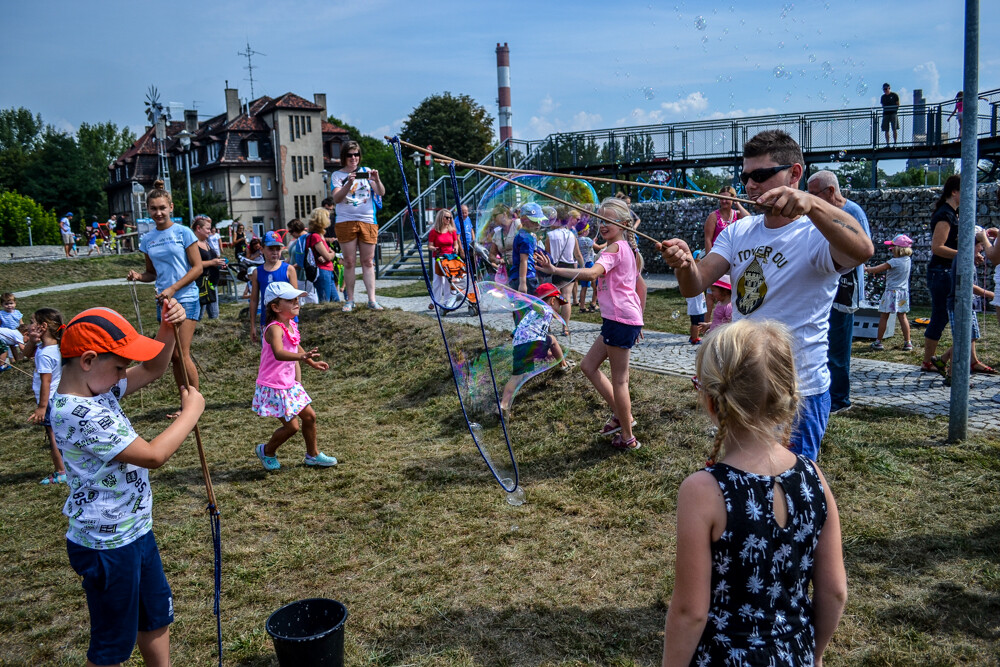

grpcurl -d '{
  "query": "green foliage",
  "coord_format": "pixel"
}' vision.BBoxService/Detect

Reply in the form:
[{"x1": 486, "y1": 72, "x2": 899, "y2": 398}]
[
  {"x1": 0, "y1": 191, "x2": 58, "y2": 245},
  {"x1": 0, "y1": 107, "x2": 135, "y2": 241},
  {"x1": 400, "y1": 92, "x2": 495, "y2": 164},
  {"x1": 691, "y1": 168, "x2": 725, "y2": 193},
  {"x1": 170, "y1": 170, "x2": 232, "y2": 223}
]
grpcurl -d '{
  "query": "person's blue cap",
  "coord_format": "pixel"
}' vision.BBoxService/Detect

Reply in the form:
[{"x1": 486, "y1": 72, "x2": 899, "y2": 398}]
[
  {"x1": 520, "y1": 202, "x2": 546, "y2": 223},
  {"x1": 263, "y1": 231, "x2": 283, "y2": 247},
  {"x1": 66, "y1": 212, "x2": 74, "y2": 217}
]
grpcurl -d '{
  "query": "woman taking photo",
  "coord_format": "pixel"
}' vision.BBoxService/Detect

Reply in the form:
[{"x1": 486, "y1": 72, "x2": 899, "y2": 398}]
[
  {"x1": 127, "y1": 180, "x2": 203, "y2": 401},
  {"x1": 305, "y1": 207, "x2": 339, "y2": 303},
  {"x1": 332, "y1": 140, "x2": 386, "y2": 312},
  {"x1": 193, "y1": 215, "x2": 226, "y2": 320}
]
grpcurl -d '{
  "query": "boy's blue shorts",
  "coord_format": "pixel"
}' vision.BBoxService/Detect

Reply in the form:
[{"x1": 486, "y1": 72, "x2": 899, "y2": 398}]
[
  {"x1": 579, "y1": 261, "x2": 594, "y2": 288},
  {"x1": 67, "y1": 531, "x2": 174, "y2": 665},
  {"x1": 601, "y1": 318, "x2": 643, "y2": 349}
]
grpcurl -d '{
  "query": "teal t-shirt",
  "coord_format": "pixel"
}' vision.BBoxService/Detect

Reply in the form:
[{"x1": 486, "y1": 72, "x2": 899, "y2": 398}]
[{"x1": 139, "y1": 223, "x2": 199, "y2": 302}]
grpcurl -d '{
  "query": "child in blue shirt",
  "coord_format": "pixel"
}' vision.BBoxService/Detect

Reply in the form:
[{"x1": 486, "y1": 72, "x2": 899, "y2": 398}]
[
  {"x1": 0, "y1": 292, "x2": 24, "y2": 365},
  {"x1": 509, "y1": 202, "x2": 546, "y2": 294},
  {"x1": 53, "y1": 300, "x2": 203, "y2": 666}
]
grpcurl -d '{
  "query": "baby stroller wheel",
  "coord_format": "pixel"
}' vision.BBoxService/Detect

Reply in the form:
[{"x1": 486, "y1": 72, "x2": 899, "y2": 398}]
[{"x1": 468, "y1": 303, "x2": 478, "y2": 317}]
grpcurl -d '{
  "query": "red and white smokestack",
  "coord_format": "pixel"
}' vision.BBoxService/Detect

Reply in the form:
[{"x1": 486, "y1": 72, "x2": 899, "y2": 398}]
[{"x1": 496, "y1": 42, "x2": 512, "y2": 142}]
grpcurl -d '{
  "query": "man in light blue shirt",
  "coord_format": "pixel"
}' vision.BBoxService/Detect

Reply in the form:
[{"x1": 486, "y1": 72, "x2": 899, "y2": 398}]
[{"x1": 808, "y1": 170, "x2": 872, "y2": 414}]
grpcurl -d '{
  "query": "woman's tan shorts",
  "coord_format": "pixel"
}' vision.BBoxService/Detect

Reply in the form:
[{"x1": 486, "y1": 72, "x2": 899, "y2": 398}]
[{"x1": 334, "y1": 220, "x2": 378, "y2": 245}]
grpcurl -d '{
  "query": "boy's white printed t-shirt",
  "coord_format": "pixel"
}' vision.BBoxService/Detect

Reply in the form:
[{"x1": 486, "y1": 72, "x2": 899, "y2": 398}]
[
  {"x1": 710, "y1": 214, "x2": 842, "y2": 396},
  {"x1": 51, "y1": 378, "x2": 151, "y2": 550}
]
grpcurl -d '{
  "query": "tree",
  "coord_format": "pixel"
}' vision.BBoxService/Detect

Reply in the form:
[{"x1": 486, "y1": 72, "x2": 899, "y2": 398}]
[
  {"x1": 0, "y1": 107, "x2": 43, "y2": 194},
  {"x1": 21, "y1": 127, "x2": 93, "y2": 225},
  {"x1": 0, "y1": 191, "x2": 58, "y2": 246},
  {"x1": 400, "y1": 92, "x2": 495, "y2": 164},
  {"x1": 76, "y1": 121, "x2": 136, "y2": 215},
  {"x1": 170, "y1": 171, "x2": 231, "y2": 223}
]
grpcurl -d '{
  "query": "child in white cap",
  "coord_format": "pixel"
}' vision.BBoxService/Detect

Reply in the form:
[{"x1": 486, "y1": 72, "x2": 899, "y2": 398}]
[
  {"x1": 865, "y1": 234, "x2": 913, "y2": 351},
  {"x1": 253, "y1": 281, "x2": 337, "y2": 470}
]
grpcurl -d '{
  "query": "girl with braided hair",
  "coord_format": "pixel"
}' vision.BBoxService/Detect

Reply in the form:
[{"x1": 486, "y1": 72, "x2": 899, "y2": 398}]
[
  {"x1": 663, "y1": 319, "x2": 847, "y2": 667},
  {"x1": 535, "y1": 197, "x2": 646, "y2": 450}
]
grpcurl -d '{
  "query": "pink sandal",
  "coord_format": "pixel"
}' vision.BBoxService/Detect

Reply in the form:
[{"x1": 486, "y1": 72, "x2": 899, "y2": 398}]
[
  {"x1": 598, "y1": 415, "x2": 638, "y2": 436},
  {"x1": 611, "y1": 434, "x2": 641, "y2": 451}
]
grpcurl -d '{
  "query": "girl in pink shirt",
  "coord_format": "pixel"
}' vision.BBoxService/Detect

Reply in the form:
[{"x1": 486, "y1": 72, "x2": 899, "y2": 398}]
[
  {"x1": 252, "y1": 281, "x2": 337, "y2": 471},
  {"x1": 535, "y1": 197, "x2": 646, "y2": 450}
]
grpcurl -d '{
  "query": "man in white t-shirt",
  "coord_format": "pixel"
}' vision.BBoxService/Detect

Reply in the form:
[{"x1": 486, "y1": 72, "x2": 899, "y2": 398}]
[
  {"x1": 60, "y1": 212, "x2": 75, "y2": 257},
  {"x1": 658, "y1": 130, "x2": 874, "y2": 460}
]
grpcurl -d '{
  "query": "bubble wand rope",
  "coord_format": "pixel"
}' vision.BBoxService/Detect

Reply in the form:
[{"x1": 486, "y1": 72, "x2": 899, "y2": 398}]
[
  {"x1": 128, "y1": 279, "x2": 145, "y2": 410},
  {"x1": 2, "y1": 359, "x2": 33, "y2": 378},
  {"x1": 388, "y1": 137, "x2": 760, "y2": 209},
  {"x1": 163, "y1": 302, "x2": 222, "y2": 667}
]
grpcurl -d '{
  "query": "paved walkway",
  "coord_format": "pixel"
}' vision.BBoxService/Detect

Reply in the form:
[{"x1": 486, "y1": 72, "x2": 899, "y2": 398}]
[
  {"x1": 17, "y1": 276, "x2": 1000, "y2": 433},
  {"x1": 373, "y1": 276, "x2": 1000, "y2": 435}
]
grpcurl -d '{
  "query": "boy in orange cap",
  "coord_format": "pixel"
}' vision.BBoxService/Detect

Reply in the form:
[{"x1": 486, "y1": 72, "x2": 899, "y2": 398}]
[{"x1": 51, "y1": 299, "x2": 204, "y2": 667}]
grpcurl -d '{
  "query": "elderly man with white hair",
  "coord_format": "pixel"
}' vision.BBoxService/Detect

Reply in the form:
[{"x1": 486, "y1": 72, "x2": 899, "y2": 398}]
[{"x1": 807, "y1": 170, "x2": 872, "y2": 415}]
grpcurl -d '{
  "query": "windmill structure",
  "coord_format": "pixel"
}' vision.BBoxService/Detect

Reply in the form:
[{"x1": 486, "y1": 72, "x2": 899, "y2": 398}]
[{"x1": 145, "y1": 86, "x2": 171, "y2": 193}]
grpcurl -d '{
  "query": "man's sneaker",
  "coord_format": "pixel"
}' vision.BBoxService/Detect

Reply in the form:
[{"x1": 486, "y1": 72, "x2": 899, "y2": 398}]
[
  {"x1": 830, "y1": 404, "x2": 852, "y2": 416},
  {"x1": 367, "y1": 301, "x2": 385, "y2": 311},
  {"x1": 40, "y1": 472, "x2": 67, "y2": 485},
  {"x1": 304, "y1": 452, "x2": 338, "y2": 467},
  {"x1": 255, "y1": 443, "x2": 281, "y2": 471},
  {"x1": 902, "y1": 341, "x2": 914, "y2": 351},
  {"x1": 870, "y1": 341, "x2": 885, "y2": 351},
  {"x1": 611, "y1": 434, "x2": 641, "y2": 451},
  {"x1": 342, "y1": 300, "x2": 355, "y2": 312}
]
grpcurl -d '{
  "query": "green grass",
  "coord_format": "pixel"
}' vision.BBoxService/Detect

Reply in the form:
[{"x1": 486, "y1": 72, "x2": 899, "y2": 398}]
[
  {"x1": 0, "y1": 284, "x2": 998, "y2": 665},
  {"x1": 1, "y1": 254, "x2": 144, "y2": 293},
  {"x1": 376, "y1": 281, "x2": 430, "y2": 298}
]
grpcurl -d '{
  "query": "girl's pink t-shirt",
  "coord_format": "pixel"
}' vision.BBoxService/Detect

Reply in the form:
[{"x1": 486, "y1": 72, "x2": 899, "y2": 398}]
[
  {"x1": 595, "y1": 240, "x2": 644, "y2": 326},
  {"x1": 257, "y1": 320, "x2": 300, "y2": 389}
]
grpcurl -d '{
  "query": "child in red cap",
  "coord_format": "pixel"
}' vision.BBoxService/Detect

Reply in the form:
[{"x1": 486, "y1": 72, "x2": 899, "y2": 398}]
[{"x1": 51, "y1": 299, "x2": 203, "y2": 666}]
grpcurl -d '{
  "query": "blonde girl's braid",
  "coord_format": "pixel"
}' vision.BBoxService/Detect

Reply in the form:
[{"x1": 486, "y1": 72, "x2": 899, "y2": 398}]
[{"x1": 708, "y1": 395, "x2": 729, "y2": 466}]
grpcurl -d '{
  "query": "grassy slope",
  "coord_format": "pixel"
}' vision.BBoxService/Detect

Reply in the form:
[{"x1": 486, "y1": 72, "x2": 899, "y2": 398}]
[
  {"x1": 0, "y1": 254, "x2": 143, "y2": 293},
  {"x1": 0, "y1": 286, "x2": 997, "y2": 665}
]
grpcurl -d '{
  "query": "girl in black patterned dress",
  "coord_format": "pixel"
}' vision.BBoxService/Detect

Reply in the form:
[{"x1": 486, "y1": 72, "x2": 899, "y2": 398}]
[{"x1": 662, "y1": 320, "x2": 847, "y2": 666}]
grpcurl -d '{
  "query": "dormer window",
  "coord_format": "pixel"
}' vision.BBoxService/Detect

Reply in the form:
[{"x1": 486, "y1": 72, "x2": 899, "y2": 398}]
[
  {"x1": 207, "y1": 143, "x2": 220, "y2": 163},
  {"x1": 247, "y1": 140, "x2": 260, "y2": 160}
]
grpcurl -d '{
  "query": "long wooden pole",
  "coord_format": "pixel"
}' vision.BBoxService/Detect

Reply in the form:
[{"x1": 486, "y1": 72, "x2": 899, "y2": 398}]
[{"x1": 389, "y1": 136, "x2": 759, "y2": 208}]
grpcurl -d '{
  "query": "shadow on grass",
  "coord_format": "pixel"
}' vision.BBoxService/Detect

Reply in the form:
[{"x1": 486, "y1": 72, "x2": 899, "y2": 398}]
[
  {"x1": 882, "y1": 581, "x2": 1000, "y2": 641},
  {"x1": 233, "y1": 602, "x2": 666, "y2": 667}
]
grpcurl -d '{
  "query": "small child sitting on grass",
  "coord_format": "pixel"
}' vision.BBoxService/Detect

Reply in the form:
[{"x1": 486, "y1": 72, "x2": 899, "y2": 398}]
[
  {"x1": 52, "y1": 300, "x2": 204, "y2": 667},
  {"x1": 500, "y1": 282, "x2": 574, "y2": 413},
  {"x1": 865, "y1": 234, "x2": 913, "y2": 351}
]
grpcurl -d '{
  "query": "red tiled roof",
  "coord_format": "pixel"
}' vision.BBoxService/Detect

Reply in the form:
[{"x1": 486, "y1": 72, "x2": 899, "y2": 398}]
[
  {"x1": 322, "y1": 121, "x2": 348, "y2": 134},
  {"x1": 116, "y1": 121, "x2": 185, "y2": 163},
  {"x1": 227, "y1": 115, "x2": 268, "y2": 132},
  {"x1": 257, "y1": 93, "x2": 323, "y2": 114}
]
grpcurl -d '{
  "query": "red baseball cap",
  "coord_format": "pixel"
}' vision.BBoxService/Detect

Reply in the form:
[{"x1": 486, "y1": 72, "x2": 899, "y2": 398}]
[
  {"x1": 61, "y1": 307, "x2": 164, "y2": 361},
  {"x1": 535, "y1": 282, "x2": 567, "y2": 303}
]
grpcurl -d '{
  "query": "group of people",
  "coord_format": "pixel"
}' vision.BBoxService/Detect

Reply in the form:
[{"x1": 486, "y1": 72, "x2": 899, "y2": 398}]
[
  {"x1": 58, "y1": 211, "x2": 135, "y2": 258},
  {"x1": 17, "y1": 123, "x2": 1000, "y2": 666}
]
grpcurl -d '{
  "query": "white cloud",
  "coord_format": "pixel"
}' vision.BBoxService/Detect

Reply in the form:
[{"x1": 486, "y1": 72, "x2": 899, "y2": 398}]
[
  {"x1": 658, "y1": 92, "x2": 709, "y2": 115},
  {"x1": 367, "y1": 117, "x2": 408, "y2": 140},
  {"x1": 539, "y1": 94, "x2": 559, "y2": 114},
  {"x1": 707, "y1": 107, "x2": 778, "y2": 120},
  {"x1": 523, "y1": 110, "x2": 604, "y2": 138},
  {"x1": 615, "y1": 92, "x2": 711, "y2": 126},
  {"x1": 913, "y1": 61, "x2": 943, "y2": 102}
]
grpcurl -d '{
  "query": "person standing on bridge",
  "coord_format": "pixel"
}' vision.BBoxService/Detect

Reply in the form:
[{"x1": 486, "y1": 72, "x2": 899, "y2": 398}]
[
  {"x1": 807, "y1": 171, "x2": 872, "y2": 415},
  {"x1": 880, "y1": 83, "x2": 900, "y2": 145},
  {"x1": 658, "y1": 130, "x2": 873, "y2": 461}
]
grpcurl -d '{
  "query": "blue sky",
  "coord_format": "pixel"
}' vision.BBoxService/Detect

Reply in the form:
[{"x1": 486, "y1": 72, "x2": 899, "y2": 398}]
[{"x1": 2, "y1": 0, "x2": 997, "y2": 149}]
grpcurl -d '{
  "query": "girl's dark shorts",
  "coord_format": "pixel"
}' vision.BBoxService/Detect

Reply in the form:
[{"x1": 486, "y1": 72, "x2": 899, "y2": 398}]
[
  {"x1": 689, "y1": 313, "x2": 705, "y2": 327},
  {"x1": 601, "y1": 318, "x2": 642, "y2": 349}
]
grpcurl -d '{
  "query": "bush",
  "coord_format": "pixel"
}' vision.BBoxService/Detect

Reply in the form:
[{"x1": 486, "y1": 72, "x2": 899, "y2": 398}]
[{"x1": 0, "y1": 191, "x2": 58, "y2": 245}]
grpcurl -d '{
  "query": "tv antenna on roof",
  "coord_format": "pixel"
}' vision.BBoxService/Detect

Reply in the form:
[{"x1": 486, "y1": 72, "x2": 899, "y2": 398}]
[{"x1": 238, "y1": 39, "x2": 266, "y2": 99}]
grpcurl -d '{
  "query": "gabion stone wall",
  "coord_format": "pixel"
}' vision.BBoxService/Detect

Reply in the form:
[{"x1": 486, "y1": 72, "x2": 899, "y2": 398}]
[{"x1": 633, "y1": 183, "x2": 1000, "y2": 307}]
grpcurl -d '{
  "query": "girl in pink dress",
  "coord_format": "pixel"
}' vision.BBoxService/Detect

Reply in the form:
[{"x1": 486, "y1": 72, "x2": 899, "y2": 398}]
[
  {"x1": 702, "y1": 185, "x2": 749, "y2": 321},
  {"x1": 252, "y1": 281, "x2": 337, "y2": 471}
]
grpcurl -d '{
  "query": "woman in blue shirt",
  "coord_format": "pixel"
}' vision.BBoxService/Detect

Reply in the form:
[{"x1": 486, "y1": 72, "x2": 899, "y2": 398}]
[{"x1": 127, "y1": 180, "x2": 203, "y2": 399}]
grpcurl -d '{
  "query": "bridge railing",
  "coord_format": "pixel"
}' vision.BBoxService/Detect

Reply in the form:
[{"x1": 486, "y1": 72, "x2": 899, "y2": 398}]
[{"x1": 526, "y1": 87, "x2": 1000, "y2": 171}]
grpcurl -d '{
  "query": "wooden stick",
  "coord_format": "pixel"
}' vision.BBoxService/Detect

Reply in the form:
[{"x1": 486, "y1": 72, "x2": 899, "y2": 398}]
[
  {"x1": 389, "y1": 136, "x2": 759, "y2": 208},
  {"x1": 2, "y1": 360, "x2": 34, "y2": 378}
]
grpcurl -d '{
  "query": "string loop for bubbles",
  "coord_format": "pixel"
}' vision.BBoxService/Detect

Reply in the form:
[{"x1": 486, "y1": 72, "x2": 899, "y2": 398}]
[{"x1": 389, "y1": 138, "x2": 519, "y2": 491}]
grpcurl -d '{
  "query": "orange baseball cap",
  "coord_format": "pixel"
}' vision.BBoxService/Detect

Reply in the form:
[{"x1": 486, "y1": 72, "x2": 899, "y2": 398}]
[{"x1": 61, "y1": 307, "x2": 164, "y2": 361}]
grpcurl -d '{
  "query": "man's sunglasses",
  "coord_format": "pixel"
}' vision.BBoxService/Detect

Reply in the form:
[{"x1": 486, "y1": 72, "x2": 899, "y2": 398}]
[{"x1": 740, "y1": 164, "x2": 793, "y2": 185}]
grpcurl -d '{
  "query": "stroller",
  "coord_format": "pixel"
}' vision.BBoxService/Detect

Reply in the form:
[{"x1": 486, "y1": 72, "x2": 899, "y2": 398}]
[{"x1": 435, "y1": 255, "x2": 479, "y2": 316}]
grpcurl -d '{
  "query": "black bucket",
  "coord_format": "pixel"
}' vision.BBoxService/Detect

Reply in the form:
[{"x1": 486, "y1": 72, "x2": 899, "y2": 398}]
[{"x1": 266, "y1": 598, "x2": 348, "y2": 666}]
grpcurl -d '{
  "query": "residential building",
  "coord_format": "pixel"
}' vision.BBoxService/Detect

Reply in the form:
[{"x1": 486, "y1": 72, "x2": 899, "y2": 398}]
[{"x1": 106, "y1": 87, "x2": 349, "y2": 233}]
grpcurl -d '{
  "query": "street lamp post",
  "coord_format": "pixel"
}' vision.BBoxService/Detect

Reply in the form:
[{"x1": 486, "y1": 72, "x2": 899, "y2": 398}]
[
  {"x1": 321, "y1": 169, "x2": 330, "y2": 200},
  {"x1": 411, "y1": 151, "x2": 423, "y2": 234},
  {"x1": 26, "y1": 216, "x2": 32, "y2": 246},
  {"x1": 177, "y1": 130, "x2": 195, "y2": 224}
]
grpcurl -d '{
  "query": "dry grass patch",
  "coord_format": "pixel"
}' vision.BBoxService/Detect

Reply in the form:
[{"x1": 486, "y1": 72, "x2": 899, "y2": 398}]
[{"x1": 0, "y1": 287, "x2": 997, "y2": 665}]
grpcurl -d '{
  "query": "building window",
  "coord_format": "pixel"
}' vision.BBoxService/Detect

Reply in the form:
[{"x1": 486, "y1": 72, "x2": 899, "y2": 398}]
[
  {"x1": 267, "y1": 177, "x2": 272, "y2": 191},
  {"x1": 291, "y1": 158, "x2": 298, "y2": 183},
  {"x1": 208, "y1": 180, "x2": 214, "y2": 191},
  {"x1": 294, "y1": 196, "x2": 301, "y2": 220},
  {"x1": 208, "y1": 142, "x2": 220, "y2": 162},
  {"x1": 190, "y1": 149, "x2": 200, "y2": 167},
  {"x1": 288, "y1": 116, "x2": 294, "y2": 142},
  {"x1": 294, "y1": 116, "x2": 300, "y2": 139},
  {"x1": 249, "y1": 175, "x2": 262, "y2": 198},
  {"x1": 311, "y1": 195, "x2": 316, "y2": 211},
  {"x1": 307, "y1": 116, "x2": 312, "y2": 133},
  {"x1": 247, "y1": 140, "x2": 259, "y2": 160},
  {"x1": 308, "y1": 155, "x2": 314, "y2": 173}
]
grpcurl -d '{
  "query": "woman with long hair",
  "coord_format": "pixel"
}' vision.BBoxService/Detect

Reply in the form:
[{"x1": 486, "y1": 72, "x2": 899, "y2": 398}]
[
  {"x1": 127, "y1": 180, "x2": 203, "y2": 406},
  {"x1": 703, "y1": 185, "x2": 749, "y2": 322},
  {"x1": 427, "y1": 208, "x2": 464, "y2": 309}
]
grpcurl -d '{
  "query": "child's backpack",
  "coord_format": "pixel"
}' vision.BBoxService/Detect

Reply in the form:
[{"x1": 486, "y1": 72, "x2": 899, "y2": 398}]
[
  {"x1": 303, "y1": 238, "x2": 319, "y2": 283},
  {"x1": 291, "y1": 235, "x2": 307, "y2": 272}
]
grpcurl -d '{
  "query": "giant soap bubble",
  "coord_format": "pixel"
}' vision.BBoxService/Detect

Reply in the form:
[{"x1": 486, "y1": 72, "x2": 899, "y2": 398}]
[{"x1": 449, "y1": 281, "x2": 571, "y2": 494}]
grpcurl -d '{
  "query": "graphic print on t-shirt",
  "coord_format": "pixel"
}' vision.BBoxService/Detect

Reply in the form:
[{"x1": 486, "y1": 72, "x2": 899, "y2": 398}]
[{"x1": 736, "y1": 257, "x2": 768, "y2": 315}]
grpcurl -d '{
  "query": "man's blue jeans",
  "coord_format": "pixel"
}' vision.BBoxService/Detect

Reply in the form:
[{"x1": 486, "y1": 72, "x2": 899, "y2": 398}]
[{"x1": 827, "y1": 307, "x2": 854, "y2": 411}]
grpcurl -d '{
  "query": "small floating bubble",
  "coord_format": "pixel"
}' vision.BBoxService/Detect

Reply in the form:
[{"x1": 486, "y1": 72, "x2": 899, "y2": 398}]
[
  {"x1": 644, "y1": 87, "x2": 655, "y2": 100},
  {"x1": 856, "y1": 81, "x2": 869, "y2": 96},
  {"x1": 879, "y1": 179, "x2": 888, "y2": 187},
  {"x1": 672, "y1": 311, "x2": 680, "y2": 319},
  {"x1": 773, "y1": 65, "x2": 787, "y2": 78},
  {"x1": 808, "y1": 54, "x2": 817, "y2": 63},
  {"x1": 838, "y1": 150, "x2": 847, "y2": 159},
  {"x1": 695, "y1": 15, "x2": 707, "y2": 29}
]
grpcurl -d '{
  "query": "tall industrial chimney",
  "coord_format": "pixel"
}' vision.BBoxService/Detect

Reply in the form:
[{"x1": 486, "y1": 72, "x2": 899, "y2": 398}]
[{"x1": 496, "y1": 43, "x2": 512, "y2": 142}]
